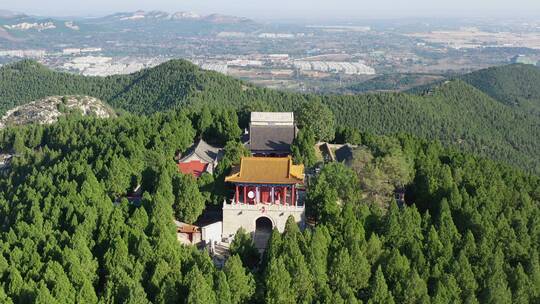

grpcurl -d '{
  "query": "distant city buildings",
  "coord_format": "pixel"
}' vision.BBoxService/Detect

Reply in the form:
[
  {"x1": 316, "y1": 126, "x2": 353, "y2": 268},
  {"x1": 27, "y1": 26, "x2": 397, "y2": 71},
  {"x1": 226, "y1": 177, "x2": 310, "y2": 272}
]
[
  {"x1": 217, "y1": 32, "x2": 247, "y2": 38},
  {"x1": 293, "y1": 60, "x2": 375, "y2": 75},
  {"x1": 227, "y1": 59, "x2": 263, "y2": 67},
  {"x1": 258, "y1": 33, "x2": 295, "y2": 39},
  {"x1": 511, "y1": 55, "x2": 537, "y2": 65},
  {"x1": 62, "y1": 48, "x2": 102, "y2": 56},
  {"x1": 61, "y1": 56, "x2": 165, "y2": 76},
  {"x1": 200, "y1": 63, "x2": 228, "y2": 74},
  {"x1": 306, "y1": 25, "x2": 371, "y2": 32},
  {"x1": 0, "y1": 49, "x2": 46, "y2": 58}
]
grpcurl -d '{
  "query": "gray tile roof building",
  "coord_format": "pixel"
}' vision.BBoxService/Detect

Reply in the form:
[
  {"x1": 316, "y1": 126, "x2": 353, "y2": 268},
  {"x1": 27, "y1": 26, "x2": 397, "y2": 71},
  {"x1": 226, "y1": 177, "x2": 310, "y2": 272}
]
[
  {"x1": 248, "y1": 112, "x2": 296, "y2": 155},
  {"x1": 249, "y1": 125, "x2": 296, "y2": 154}
]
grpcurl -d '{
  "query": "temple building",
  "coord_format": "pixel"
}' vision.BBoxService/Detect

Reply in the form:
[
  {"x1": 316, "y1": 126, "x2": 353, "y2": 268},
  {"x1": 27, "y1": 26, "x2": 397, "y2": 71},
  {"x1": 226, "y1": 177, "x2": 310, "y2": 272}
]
[
  {"x1": 177, "y1": 139, "x2": 223, "y2": 178},
  {"x1": 248, "y1": 112, "x2": 297, "y2": 156},
  {"x1": 222, "y1": 156, "x2": 305, "y2": 242}
]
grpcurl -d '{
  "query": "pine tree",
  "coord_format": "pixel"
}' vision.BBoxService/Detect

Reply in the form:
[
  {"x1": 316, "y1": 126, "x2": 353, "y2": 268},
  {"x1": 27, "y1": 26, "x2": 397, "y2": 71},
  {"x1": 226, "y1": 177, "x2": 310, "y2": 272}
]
[
  {"x1": 214, "y1": 271, "x2": 232, "y2": 304},
  {"x1": 368, "y1": 266, "x2": 395, "y2": 304},
  {"x1": 365, "y1": 233, "x2": 384, "y2": 267},
  {"x1": 186, "y1": 266, "x2": 217, "y2": 304},
  {"x1": 34, "y1": 282, "x2": 58, "y2": 304},
  {"x1": 451, "y1": 251, "x2": 478, "y2": 303},
  {"x1": 106, "y1": 155, "x2": 133, "y2": 197},
  {"x1": 12, "y1": 131, "x2": 26, "y2": 154},
  {"x1": 334, "y1": 126, "x2": 361, "y2": 145},
  {"x1": 281, "y1": 225, "x2": 314, "y2": 303},
  {"x1": 306, "y1": 226, "x2": 331, "y2": 294},
  {"x1": 436, "y1": 198, "x2": 460, "y2": 257},
  {"x1": 265, "y1": 258, "x2": 295, "y2": 304},
  {"x1": 224, "y1": 255, "x2": 255, "y2": 304},
  {"x1": 172, "y1": 173, "x2": 205, "y2": 224},
  {"x1": 432, "y1": 274, "x2": 461, "y2": 304},
  {"x1": 480, "y1": 249, "x2": 511, "y2": 304},
  {"x1": 229, "y1": 228, "x2": 260, "y2": 269},
  {"x1": 510, "y1": 264, "x2": 532, "y2": 304},
  {"x1": 401, "y1": 269, "x2": 430, "y2": 304},
  {"x1": 383, "y1": 249, "x2": 411, "y2": 302},
  {"x1": 263, "y1": 229, "x2": 283, "y2": 265},
  {"x1": 329, "y1": 247, "x2": 369, "y2": 298},
  {"x1": 197, "y1": 105, "x2": 212, "y2": 137},
  {"x1": 291, "y1": 128, "x2": 317, "y2": 167},
  {"x1": 383, "y1": 201, "x2": 403, "y2": 248},
  {"x1": 526, "y1": 250, "x2": 540, "y2": 301},
  {"x1": 425, "y1": 226, "x2": 445, "y2": 274},
  {"x1": 296, "y1": 100, "x2": 335, "y2": 142}
]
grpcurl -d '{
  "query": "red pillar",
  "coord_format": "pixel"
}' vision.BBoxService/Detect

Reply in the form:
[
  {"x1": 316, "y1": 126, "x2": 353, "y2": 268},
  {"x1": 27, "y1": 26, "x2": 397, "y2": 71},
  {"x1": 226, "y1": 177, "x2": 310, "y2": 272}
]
[
  {"x1": 292, "y1": 186, "x2": 295, "y2": 207},
  {"x1": 243, "y1": 186, "x2": 247, "y2": 204},
  {"x1": 283, "y1": 187, "x2": 287, "y2": 205},
  {"x1": 235, "y1": 185, "x2": 239, "y2": 204}
]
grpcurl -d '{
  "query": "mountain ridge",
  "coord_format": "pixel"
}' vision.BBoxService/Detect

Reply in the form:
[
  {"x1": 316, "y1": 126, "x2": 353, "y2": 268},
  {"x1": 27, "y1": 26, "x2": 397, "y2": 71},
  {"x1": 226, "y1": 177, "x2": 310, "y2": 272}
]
[
  {"x1": 98, "y1": 10, "x2": 252, "y2": 23},
  {"x1": 0, "y1": 59, "x2": 538, "y2": 173},
  {"x1": 459, "y1": 63, "x2": 540, "y2": 113}
]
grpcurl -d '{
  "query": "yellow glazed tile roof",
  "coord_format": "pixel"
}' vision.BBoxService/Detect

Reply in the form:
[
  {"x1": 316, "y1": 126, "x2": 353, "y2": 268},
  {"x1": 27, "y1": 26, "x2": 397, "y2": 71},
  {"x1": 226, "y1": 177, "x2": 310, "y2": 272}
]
[{"x1": 225, "y1": 156, "x2": 304, "y2": 184}]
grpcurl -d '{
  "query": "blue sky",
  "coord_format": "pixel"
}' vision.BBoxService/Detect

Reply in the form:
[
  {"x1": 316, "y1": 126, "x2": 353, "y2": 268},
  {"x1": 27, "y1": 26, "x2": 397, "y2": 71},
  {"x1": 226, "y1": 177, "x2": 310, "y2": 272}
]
[{"x1": 4, "y1": 0, "x2": 540, "y2": 19}]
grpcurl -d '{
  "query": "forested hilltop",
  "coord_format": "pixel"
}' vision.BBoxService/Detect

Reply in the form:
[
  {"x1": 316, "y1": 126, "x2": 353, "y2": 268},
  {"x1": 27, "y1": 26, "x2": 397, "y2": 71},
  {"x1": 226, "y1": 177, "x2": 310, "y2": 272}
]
[
  {"x1": 0, "y1": 106, "x2": 539, "y2": 303},
  {"x1": 460, "y1": 64, "x2": 540, "y2": 114},
  {"x1": 347, "y1": 64, "x2": 540, "y2": 113},
  {"x1": 0, "y1": 59, "x2": 539, "y2": 173}
]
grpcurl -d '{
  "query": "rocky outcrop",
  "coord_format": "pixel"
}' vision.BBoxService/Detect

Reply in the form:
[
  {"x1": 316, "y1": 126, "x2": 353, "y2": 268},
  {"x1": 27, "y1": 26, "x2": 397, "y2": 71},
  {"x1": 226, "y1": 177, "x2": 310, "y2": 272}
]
[{"x1": 0, "y1": 95, "x2": 116, "y2": 129}]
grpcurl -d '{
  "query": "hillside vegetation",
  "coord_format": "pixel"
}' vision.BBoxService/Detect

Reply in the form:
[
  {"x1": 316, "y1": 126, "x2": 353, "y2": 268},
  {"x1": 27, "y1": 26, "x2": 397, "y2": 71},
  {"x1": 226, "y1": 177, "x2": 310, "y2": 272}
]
[
  {"x1": 0, "y1": 59, "x2": 539, "y2": 173},
  {"x1": 0, "y1": 109, "x2": 539, "y2": 303},
  {"x1": 346, "y1": 73, "x2": 446, "y2": 93},
  {"x1": 460, "y1": 63, "x2": 540, "y2": 113},
  {"x1": 326, "y1": 81, "x2": 540, "y2": 173}
]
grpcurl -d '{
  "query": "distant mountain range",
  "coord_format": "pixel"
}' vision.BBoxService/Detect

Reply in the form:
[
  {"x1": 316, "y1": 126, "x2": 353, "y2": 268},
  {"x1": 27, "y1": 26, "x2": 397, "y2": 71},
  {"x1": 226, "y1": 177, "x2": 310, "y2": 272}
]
[
  {"x1": 0, "y1": 59, "x2": 539, "y2": 173},
  {"x1": 0, "y1": 9, "x2": 25, "y2": 18},
  {"x1": 0, "y1": 9, "x2": 254, "y2": 30},
  {"x1": 99, "y1": 10, "x2": 252, "y2": 24},
  {"x1": 0, "y1": 9, "x2": 259, "y2": 42}
]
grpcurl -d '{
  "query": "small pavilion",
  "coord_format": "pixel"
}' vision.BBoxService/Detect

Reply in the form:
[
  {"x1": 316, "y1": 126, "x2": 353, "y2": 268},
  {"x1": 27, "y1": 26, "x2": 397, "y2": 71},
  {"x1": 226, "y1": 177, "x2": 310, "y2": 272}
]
[{"x1": 225, "y1": 156, "x2": 304, "y2": 206}]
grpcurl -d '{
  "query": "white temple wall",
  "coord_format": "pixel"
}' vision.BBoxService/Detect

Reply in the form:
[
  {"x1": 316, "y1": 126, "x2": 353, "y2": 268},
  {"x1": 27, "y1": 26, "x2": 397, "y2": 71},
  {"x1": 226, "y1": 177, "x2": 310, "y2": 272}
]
[{"x1": 222, "y1": 204, "x2": 305, "y2": 238}]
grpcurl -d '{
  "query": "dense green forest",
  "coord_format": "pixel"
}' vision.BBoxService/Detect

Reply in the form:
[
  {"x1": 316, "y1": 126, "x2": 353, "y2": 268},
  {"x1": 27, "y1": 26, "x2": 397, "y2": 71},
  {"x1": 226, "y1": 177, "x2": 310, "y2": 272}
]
[
  {"x1": 0, "y1": 60, "x2": 539, "y2": 173},
  {"x1": 0, "y1": 104, "x2": 539, "y2": 303},
  {"x1": 345, "y1": 73, "x2": 446, "y2": 93},
  {"x1": 460, "y1": 64, "x2": 540, "y2": 114}
]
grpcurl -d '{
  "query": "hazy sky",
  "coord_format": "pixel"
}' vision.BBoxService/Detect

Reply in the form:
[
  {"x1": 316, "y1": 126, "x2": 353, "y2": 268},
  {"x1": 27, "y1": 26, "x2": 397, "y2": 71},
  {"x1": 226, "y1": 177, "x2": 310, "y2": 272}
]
[{"x1": 5, "y1": 0, "x2": 540, "y2": 20}]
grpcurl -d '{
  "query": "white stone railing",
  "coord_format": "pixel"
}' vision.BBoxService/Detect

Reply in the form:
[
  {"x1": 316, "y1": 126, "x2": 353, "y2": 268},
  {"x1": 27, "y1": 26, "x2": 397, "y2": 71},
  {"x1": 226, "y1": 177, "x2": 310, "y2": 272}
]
[{"x1": 223, "y1": 200, "x2": 305, "y2": 211}]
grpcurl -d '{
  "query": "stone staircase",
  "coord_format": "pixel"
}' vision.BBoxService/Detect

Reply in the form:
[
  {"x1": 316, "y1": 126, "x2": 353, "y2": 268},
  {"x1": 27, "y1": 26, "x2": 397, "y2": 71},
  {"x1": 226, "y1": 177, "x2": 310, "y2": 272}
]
[
  {"x1": 253, "y1": 231, "x2": 272, "y2": 254},
  {"x1": 211, "y1": 242, "x2": 230, "y2": 268}
]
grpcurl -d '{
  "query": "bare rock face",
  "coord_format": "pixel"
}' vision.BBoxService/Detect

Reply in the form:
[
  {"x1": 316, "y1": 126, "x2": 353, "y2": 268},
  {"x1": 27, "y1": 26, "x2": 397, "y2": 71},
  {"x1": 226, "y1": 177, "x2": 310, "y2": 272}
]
[{"x1": 0, "y1": 95, "x2": 116, "y2": 129}]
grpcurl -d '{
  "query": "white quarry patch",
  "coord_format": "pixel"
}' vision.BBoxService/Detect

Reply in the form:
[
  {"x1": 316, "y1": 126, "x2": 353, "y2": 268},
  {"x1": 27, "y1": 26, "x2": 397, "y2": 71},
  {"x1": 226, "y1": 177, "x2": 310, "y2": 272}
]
[
  {"x1": 171, "y1": 11, "x2": 200, "y2": 19},
  {"x1": 120, "y1": 14, "x2": 145, "y2": 20},
  {"x1": 0, "y1": 96, "x2": 116, "y2": 129},
  {"x1": 4, "y1": 22, "x2": 56, "y2": 31},
  {"x1": 64, "y1": 21, "x2": 80, "y2": 31}
]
